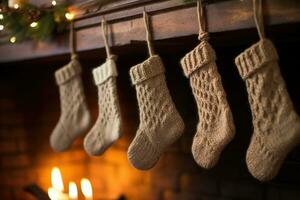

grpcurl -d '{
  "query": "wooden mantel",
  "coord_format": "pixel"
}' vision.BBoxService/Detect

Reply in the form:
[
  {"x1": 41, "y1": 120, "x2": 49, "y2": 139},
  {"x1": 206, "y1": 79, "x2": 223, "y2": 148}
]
[{"x1": 0, "y1": 0, "x2": 300, "y2": 63}]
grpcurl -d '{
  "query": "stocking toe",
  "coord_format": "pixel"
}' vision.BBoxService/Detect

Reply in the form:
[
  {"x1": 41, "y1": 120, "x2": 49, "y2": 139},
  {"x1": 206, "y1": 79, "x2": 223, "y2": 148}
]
[
  {"x1": 84, "y1": 131, "x2": 103, "y2": 156},
  {"x1": 50, "y1": 124, "x2": 72, "y2": 152},
  {"x1": 128, "y1": 133, "x2": 160, "y2": 170},
  {"x1": 246, "y1": 141, "x2": 281, "y2": 181},
  {"x1": 192, "y1": 136, "x2": 219, "y2": 169}
]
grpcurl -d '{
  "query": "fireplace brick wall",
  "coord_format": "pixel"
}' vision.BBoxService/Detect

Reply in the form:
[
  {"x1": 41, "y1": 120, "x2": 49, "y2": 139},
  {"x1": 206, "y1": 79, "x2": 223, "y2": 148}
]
[{"x1": 0, "y1": 36, "x2": 300, "y2": 200}]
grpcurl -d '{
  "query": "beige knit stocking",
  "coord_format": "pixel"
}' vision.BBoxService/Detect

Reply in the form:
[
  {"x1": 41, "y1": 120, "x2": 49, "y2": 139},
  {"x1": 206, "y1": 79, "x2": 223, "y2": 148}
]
[
  {"x1": 50, "y1": 54, "x2": 91, "y2": 152},
  {"x1": 83, "y1": 19, "x2": 122, "y2": 156},
  {"x1": 234, "y1": 0, "x2": 300, "y2": 181},
  {"x1": 181, "y1": 40, "x2": 235, "y2": 169},
  {"x1": 180, "y1": 0, "x2": 235, "y2": 169},
  {"x1": 84, "y1": 58, "x2": 122, "y2": 156},
  {"x1": 127, "y1": 12, "x2": 184, "y2": 170},
  {"x1": 236, "y1": 39, "x2": 300, "y2": 181},
  {"x1": 128, "y1": 55, "x2": 185, "y2": 170}
]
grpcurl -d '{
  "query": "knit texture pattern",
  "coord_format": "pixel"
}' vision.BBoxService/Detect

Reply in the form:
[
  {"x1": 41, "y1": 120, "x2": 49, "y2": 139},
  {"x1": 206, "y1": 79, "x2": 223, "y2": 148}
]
[
  {"x1": 181, "y1": 40, "x2": 235, "y2": 169},
  {"x1": 235, "y1": 39, "x2": 300, "y2": 181},
  {"x1": 128, "y1": 55, "x2": 185, "y2": 170},
  {"x1": 84, "y1": 58, "x2": 122, "y2": 156},
  {"x1": 50, "y1": 56, "x2": 91, "y2": 152}
]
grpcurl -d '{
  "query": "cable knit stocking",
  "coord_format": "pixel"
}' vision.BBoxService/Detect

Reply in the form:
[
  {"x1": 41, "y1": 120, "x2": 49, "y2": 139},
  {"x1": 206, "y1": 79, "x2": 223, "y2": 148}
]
[
  {"x1": 235, "y1": 39, "x2": 300, "y2": 181},
  {"x1": 127, "y1": 55, "x2": 185, "y2": 170},
  {"x1": 50, "y1": 55, "x2": 91, "y2": 152},
  {"x1": 84, "y1": 58, "x2": 122, "y2": 156},
  {"x1": 181, "y1": 40, "x2": 235, "y2": 169}
]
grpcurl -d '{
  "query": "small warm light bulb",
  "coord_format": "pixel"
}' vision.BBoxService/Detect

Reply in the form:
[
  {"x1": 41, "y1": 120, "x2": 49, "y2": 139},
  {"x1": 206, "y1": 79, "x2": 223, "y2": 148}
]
[
  {"x1": 0, "y1": 14, "x2": 4, "y2": 20},
  {"x1": 51, "y1": 0, "x2": 57, "y2": 6},
  {"x1": 65, "y1": 12, "x2": 74, "y2": 21},
  {"x1": 10, "y1": 36, "x2": 16, "y2": 43},
  {"x1": 30, "y1": 21, "x2": 38, "y2": 28},
  {"x1": 0, "y1": 25, "x2": 4, "y2": 31},
  {"x1": 14, "y1": 4, "x2": 19, "y2": 9}
]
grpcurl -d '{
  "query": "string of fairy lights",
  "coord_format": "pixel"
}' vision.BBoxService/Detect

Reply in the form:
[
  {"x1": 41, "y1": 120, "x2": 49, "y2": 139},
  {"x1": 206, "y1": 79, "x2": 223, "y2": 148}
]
[
  {"x1": 0, "y1": 0, "x2": 196, "y2": 44},
  {"x1": 0, "y1": 0, "x2": 75, "y2": 43}
]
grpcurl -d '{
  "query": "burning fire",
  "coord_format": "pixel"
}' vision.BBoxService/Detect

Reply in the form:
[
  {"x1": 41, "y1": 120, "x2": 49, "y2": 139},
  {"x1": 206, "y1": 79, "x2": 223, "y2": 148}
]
[{"x1": 48, "y1": 167, "x2": 93, "y2": 200}]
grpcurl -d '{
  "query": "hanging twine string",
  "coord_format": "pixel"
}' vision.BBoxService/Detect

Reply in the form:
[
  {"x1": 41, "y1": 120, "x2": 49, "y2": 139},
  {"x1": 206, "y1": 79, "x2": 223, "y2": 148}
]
[
  {"x1": 69, "y1": 21, "x2": 78, "y2": 60},
  {"x1": 101, "y1": 18, "x2": 113, "y2": 59},
  {"x1": 70, "y1": 21, "x2": 77, "y2": 58},
  {"x1": 143, "y1": 10, "x2": 155, "y2": 57},
  {"x1": 253, "y1": 0, "x2": 265, "y2": 40},
  {"x1": 197, "y1": 0, "x2": 209, "y2": 41}
]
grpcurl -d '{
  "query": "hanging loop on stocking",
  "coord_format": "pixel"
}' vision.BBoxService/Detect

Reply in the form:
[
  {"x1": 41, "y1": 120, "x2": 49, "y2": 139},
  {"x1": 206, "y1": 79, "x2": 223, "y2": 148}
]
[
  {"x1": 253, "y1": 0, "x2": 265, "y2": 40},
  {"x1": 70, "y1": 21, "x2": 77, "y2": 59},
  {"x1": 143, "y1": 10, "x2": 155, "y2": 57},
  {"x1": 197, "y1": 0, "x2": 209, "y2": 41},
  {"x1": 101, "y1": 17, "x2": 114, "y2": 60}
]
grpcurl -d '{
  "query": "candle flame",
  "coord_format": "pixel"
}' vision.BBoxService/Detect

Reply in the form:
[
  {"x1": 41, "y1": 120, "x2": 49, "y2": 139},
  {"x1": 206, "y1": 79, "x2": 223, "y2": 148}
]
[
  {"x1": 51, "y1": 167, "x2": 64, "y2": 192},
  {"x1": 81, "y1": 178, "x2": 93, "y2": 198},
  {"x1": 69, "y1": 182, "x2": 78, "y2": 199},
  {"x1": 48, "y1": 187, "x2": 69, "y2": 200},
  {"x1": 47, "y1": 188, "x2": 57, "y2": 200}
]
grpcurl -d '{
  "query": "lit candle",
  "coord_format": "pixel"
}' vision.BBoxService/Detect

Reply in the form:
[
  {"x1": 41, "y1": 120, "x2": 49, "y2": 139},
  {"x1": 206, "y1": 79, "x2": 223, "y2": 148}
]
[
  {"x1": 81, "y1": 178, "x2": 93, "y2": 200},
  {"x1": 69, "y1": 182, "x2": 78, "y2": 200},
  {"x1": 48, "y1": 187, "x2": 69, "y2": 200},
  {"x1": 51, "y1": 167, "x2": 64, "y2": 192},
  {"x1": 49, "y1": 167, "x2": 69, "y2": 200}
]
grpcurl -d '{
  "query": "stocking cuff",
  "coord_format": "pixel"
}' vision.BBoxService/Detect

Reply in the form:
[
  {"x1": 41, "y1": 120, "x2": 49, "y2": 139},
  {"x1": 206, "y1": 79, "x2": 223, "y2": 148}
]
[
  {"x1": 130, "y1": 55, "x2": 165, "y2": 85},
  {"x1": 235, "y1": 39, "x2": 279, "y2": 80},
  {"x1": 180, "y1": 40, "x2": 216, "y2": 77},
  {"x1": 55, "y1": 56, "x2": 82, "y2": 85},
  {"x1": 93, "y1": 58, "x2": 118, "y2": 85}
]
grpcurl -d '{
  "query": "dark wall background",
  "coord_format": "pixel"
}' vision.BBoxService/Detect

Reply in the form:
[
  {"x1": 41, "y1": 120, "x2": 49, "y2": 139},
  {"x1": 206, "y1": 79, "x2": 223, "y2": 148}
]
[{"x1": 0, "y1": 25, "x2": 300, "y2": 199}]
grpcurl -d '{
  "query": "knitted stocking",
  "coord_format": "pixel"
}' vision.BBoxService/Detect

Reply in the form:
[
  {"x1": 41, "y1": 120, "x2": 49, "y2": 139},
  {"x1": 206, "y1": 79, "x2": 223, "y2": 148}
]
[
  {"x1": 50, "y1": 55, "x2": 91, "y2": 152},
  {"x1": 84, "y1": 58, "x2": 122, "y2": 156},
  {"x1": 128, "y1": 56, "x2": 185, "y2": 170},
  {"x1": 235, "y1": 39, "x2": 300, "y2": 181},
  {"x1": 181, "y1": 40, "x2": 235, "y2": 169}
]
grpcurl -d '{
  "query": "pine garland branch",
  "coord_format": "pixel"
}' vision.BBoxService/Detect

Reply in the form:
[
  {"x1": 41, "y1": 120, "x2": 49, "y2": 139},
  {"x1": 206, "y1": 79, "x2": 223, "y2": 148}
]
[{"x1": 0, "y1": 2, "x2": 70, "y2": 43}]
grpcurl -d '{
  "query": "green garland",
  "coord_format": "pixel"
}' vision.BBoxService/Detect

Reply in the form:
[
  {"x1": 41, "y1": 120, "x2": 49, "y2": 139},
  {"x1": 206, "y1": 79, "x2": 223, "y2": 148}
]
[
  {"x1": 0, "y1": 2, "x2": 70, "y2": 43},
  {"x1": 0, "y1": 0, "x2": 196, "y2": 43}
]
